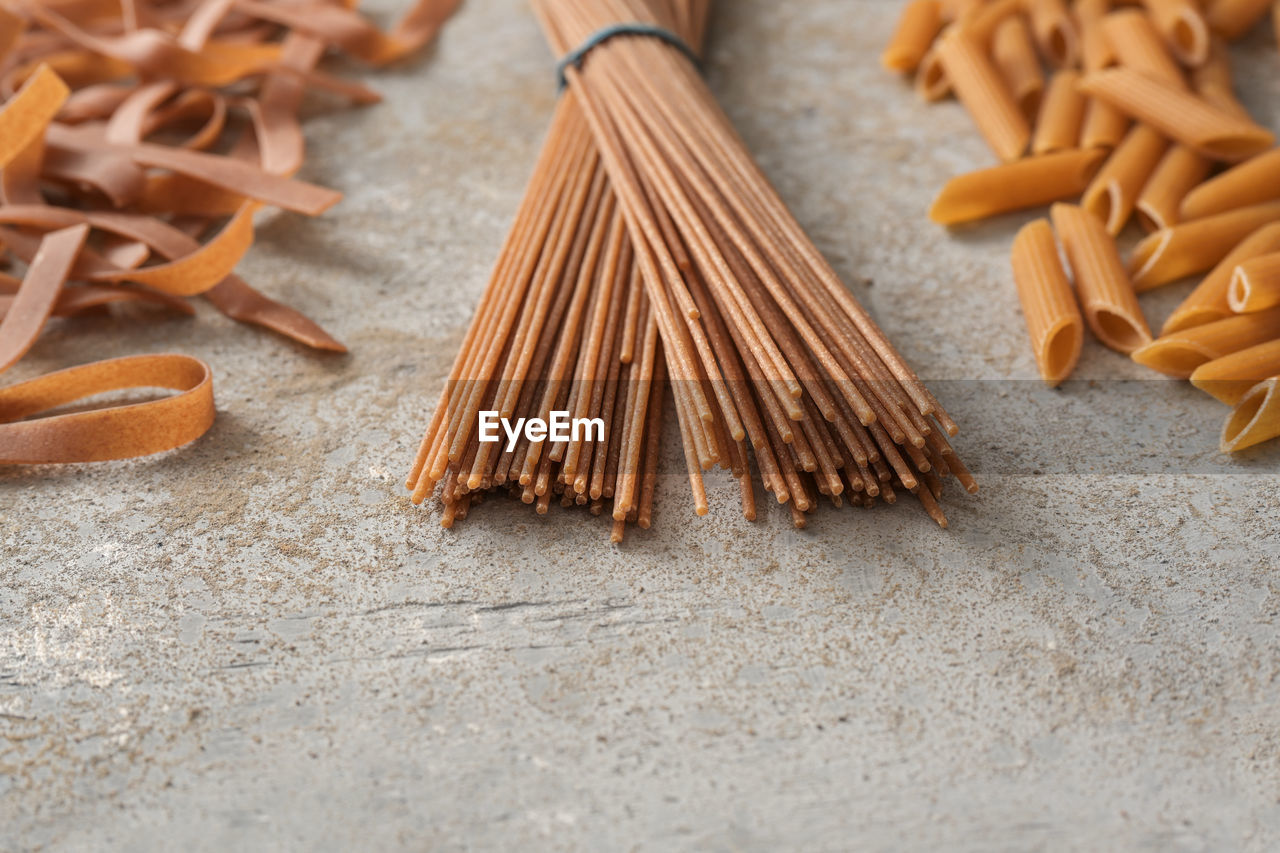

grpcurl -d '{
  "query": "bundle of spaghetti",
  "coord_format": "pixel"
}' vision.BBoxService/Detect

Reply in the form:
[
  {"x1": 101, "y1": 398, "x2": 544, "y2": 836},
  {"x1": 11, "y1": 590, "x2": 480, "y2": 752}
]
[
  {"x1": 519, "y1": 0, "x2": 976, "y2": 531},
  {"x1": 406, "y1": 1, "x2": 712, "y2": 542},
  {"x1": 0, "y1": 0, "x2": 459, "y2": 464},
  {"x1": 883, "y1": 0, "x2": 1280, "y2": 452}
]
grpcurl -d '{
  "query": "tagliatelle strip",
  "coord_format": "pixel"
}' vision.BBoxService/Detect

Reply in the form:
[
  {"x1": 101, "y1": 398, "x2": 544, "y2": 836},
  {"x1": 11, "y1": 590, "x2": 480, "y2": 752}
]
[{"x1": 0, "y1": 0, "x2": 460, "y2": 466}]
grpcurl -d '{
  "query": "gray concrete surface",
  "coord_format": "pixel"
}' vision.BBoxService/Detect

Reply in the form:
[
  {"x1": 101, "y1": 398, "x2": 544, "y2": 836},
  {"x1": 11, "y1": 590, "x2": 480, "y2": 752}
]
[{"x1": 4, "y1": 1, "x2": 1280, "y2": 850}]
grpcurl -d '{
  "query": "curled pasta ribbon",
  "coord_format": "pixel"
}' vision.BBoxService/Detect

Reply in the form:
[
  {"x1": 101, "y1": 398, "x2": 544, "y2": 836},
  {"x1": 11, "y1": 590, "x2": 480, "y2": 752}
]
[{"x1": 0, "y1": 354, "x2": 214, "y2": 464}]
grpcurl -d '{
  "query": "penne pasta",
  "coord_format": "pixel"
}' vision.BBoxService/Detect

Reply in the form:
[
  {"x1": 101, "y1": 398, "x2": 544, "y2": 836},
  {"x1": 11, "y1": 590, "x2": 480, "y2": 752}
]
[
  {"x1": 1078, "y1": 68, "x2": 1274, "y2": 162},
  {"x1": 1076, "y1": 0, "x2": 1117, "y2": 72},
  {"x1": 958, "y1": 0, "x2": 1023, "y2": 44},
  {"x1": 883, "y1": 0, "x2": 944, "y2": 73},
  {"x1": 1081, "y1": 125, "x2": 1169, "y2": 236},
  {"x1": 915, "y1": 39, "x2": 952, "y2": 101},
  {"x1": 1205, "y1": 0, "x2": 1274, "y2": 40},
  {"x1": 1139, "y1": 0, "x2": 1211, "y2": 66},
  {"x1": 1221, "y1": 378, "x2": 1280, "y2": 452},
  {"x1": 1010, "y1": 218, "x2": 1084, "y2": 385},
  {"x1": 1130, "y1": 201, "x2": 1280, "y2": 291},
  {"x1": 1080, "y1": 98, "x2": 1130, "y2": 149},
  {"x1": 1032, "y1": 70, "x2": 1086, "y2": 154},
  {"x1": 992, "y1": 15, "x2": 1044, "y2": 120},
  {"x1": 1051, "y1": 203, "x2": 1153, "y2": 353},
  {"x1": 1102, "y1": 9, "x2": 1187, "y2": 87},
  {"x1": 1133, "y1": 305, "x2": 1280, "y2": 376},
  {"x1": 936, "y1": 29, "x2": 1031, "y2": 161},
  {"x1": 1135, "y1": 146, "x2": 1213, "y2": 232},
  {"x1": 1192, "y1": 38, "x2": 1235, "y2": 93},
  {"x1": 1180, "y1": 149, "x2": 1280, "y2": 221},
  {"x1": 1025, "y1": 0, "x2": 1079, "y2": 67},
  {"x1": 930, "y1": 148, "x2": 1107, "y2": 224},
  {"x1": 1230, "y1": 252, "x2": 1280, "y2": 312},
  {"x1": 1162, "y1": 223, "x2": 1280, "y2": 333},
  {"x1": 1190, "y1": 340, "x2": 1280, "y2": 405}
]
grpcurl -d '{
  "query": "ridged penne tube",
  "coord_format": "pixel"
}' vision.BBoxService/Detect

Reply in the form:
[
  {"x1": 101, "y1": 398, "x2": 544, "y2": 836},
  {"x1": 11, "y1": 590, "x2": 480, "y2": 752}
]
[
  {"x1": 1080, "y1": 98, "x2": 1130, "y2": 149},
  {"x1": 915, "y1": 40, "x2": 952, "y2": 101},
  {"x1": 1132, "y1": 305, "x2": 1280, "y2": 377},
  {"x1": 1139, "y1": 0, "x2": 1210, "y2": 66},
  {"x1": 1180, "y1": 149, "x2": 1280, "y2": 221},
  {"x1": 1103, "y1": 9, "x2": 1186, "y2": 86},
  {"x1": 1190, "y1": 340, "x2": 1280, "y2": 404},
  {"x1": 1076, "y1": 0, "x2": 1116, "y2": 72},
  {"x1": 959, "y1": 0, "x2": 1023, "y2": 43},
  {"x1": 1221, "y1": 378, "x2": 1280, "y2": 453},
  {"x1": 1192, "y1": 38, "x2": 1235, "y2": 92},
  {"x1": 1031, "y1": 70, "x2": 1085, "y2": 154},
  {"x1": 1135, "y1": 146, "x2": 1213, "y2": 232},
  {"x1": 992, "y1": 16, "x2": 1044, "y2": 120},
  {"x1": 1051, "y1": 203, "x2": 1153, "y2": 353},
  {"x1": 1079, "y1": 68, "x2": 1274, "y2": 162},
  {"x1": 883, "y1": 0, "x2": 944, "y2": 73},
  {"x1": 936, "y1": 30, "x2": 1031, "y2": 161},
  {"x1": 1205, "y1": 0, "x2": 1274, "y2": 40},
  {"x1": 1081, "y1": 125, "x2": 1168, "y2": 235},
  {"x1": 930, "y1": 148, "x2": 1107, "y2": 224},
  {"x1": 1010, "y1": 219, "x2": 1084, "y2": 385},
  {"x1": 1025, "y1": 0, "x2": 1078, "y2": 67},
  {"x1": 1230, "y1": 252, "x2": 1280, "y2": 312},
  {"x1": 1130, "y1": 202, "x2": 1280, "y2": 291},
  {"x1": 1162, "y1": 223, "x2": 1280, "y2": 333}
]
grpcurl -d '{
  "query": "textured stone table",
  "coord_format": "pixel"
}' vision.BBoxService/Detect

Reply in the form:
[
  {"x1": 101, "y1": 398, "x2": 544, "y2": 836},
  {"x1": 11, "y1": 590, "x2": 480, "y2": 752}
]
[{"x1": 4, "y1": 1, "x2": 1279, "y2": 849}]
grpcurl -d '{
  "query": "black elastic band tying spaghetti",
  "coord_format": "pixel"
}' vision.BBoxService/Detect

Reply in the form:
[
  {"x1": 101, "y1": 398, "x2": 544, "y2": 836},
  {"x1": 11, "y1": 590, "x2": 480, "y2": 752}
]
[{"x1": 556, "y1": 22, "x2": 701, "y2": 92}]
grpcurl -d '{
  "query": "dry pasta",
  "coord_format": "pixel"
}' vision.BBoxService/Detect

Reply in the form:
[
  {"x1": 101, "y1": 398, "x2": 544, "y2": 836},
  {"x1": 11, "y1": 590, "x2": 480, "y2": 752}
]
[
  {"x1": 1162, "y1": 223, "x2": 1280, "y2": 333},
  {"x1": 992, "y1": 15, "x2": 1044, "y2": 120},
  {"x1": 1135, "y1": 146, "x2": 1213, "y2": 232},
  {"x1": 930, "y1": 149, "x2": 1106, "y2": 224},
  {"x1": 1081, "y1": 125, "x2": 1169, "y2": 235},
  {"x1": 1031, "y1": 70, "x2": 1086, "y2": 154},
  {"x1": 1180, "y1": 149, "x2": 1280, "y2": 221},
  {"x1": 1079, "y1": 68, "x2": 1274, "y2": 162},
  {"x1": 883, "y1": 0, "x2": 944, "y2": 73},
  {"x1": 1010, "y1": 219, "x2": 1084, "y2": 385},
  {"x1": 1103, "y1": 9, "x2": 1187, "y2": 86},
  {"x1": 1139, "y1": 0, "x2": 1210, "y2": 66},
  {"x1": 1129, "y1": 202, "x2": 1280, "y2": 291},
  {"x1": 1221, "y1": 378, "x2": 1280, "y2": 452},
  {"x1": 1025, "y1": 0, "x2": 1079, "y2": 67},
  {"x1": 1191, "y1": 340, "x2": 1280, "y2": 405},
  {"x1": 1230, "y1": 252, "x2": 1280, "y2": 312},
  {"x1": 1132, "y1": 305, "x2": 1280, "y2": 377},
  {"x1": 1050, "y1": 203, "x2": 1153, "y2": 354},
  {"x1": 1205, "y1": 0, "x2": 1275, "y2": 40},
  {"x1": 936, "y1": 28, "x2": 1030, "y2": 162}
]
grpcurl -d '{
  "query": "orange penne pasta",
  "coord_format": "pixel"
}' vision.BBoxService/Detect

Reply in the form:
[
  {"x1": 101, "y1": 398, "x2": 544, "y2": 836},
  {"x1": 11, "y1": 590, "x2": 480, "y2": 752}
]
[
  {"x1": 883, "y1": 0, "x2": 944, "y2": 73},
  {"x1": 915, "y1": 39, "x2": 951, "y2": 101},
  {"x1": 1180, "y1": 149, "x2": 1280, "y2": 221},
  {"x1": 957, "y1": 0, "x2": 1023, "y2": 43},
  {"x1": 1010, "y1": 219, "x2": 1084, "y2": 385},
  {"x1": 1230, "y1": 252, "x2": 1280, "y2": 312},
  {"x1": 1079, "y1": 68, "x2": 1274, "y2": 162},
  {"x1": 1130, "y1": 202, "x2": 1280, "y2": 291},
  {"x1": 1079, "y1": 98, "x2": 1130, "y2": 149},
  {"x1": 1102, "y1": 9, "x2": 1186, "y2": 86},
  {"x1": 1162, "y1": 223, "x2": 1280, "y2": 333},
  {"x1": 1076, "y1": 0, "x2": 1117, "y2": 71},
  {"x1": 1051, "y1": 203, "x2": 1153, "y2": 353},
  {"x1": 992, "y1": 15, "x2": 1044, "y2": 119},
  {"x1": 1206, "y1": 0, "x2": 1273, "y2": 40},
  {"x1": 1221, "y1": 378, "x2": 1280, "y2": 452},
  {"x1": 1025, "y1": 0, "x2": 1079, "y2": 67},
  {"x1": 1133, "y1": 305, "x2": 1280, "y2": 376},
  {"x1": 1032, "y1": 70, "x2": 1085, "y2": 154},
  {"x1": 1135, "y1": 146, "x2": 1213, "y2": 232},
  {"x1": 1139, "y1": 0, "x2": 1210, "y2": 66},
  {"x1": 936, "y1": 29, "x2": 1030, "y2": 161},
  {"x1": 1191, "y1": 340, "x2": 1280, "y2": 404},
  {"x1": 1081, "y1": 125, "x2": 1168, "y2": 235},
  {"x1": 930, "y1": 148, "x2": 1106, "y2": 224}
]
